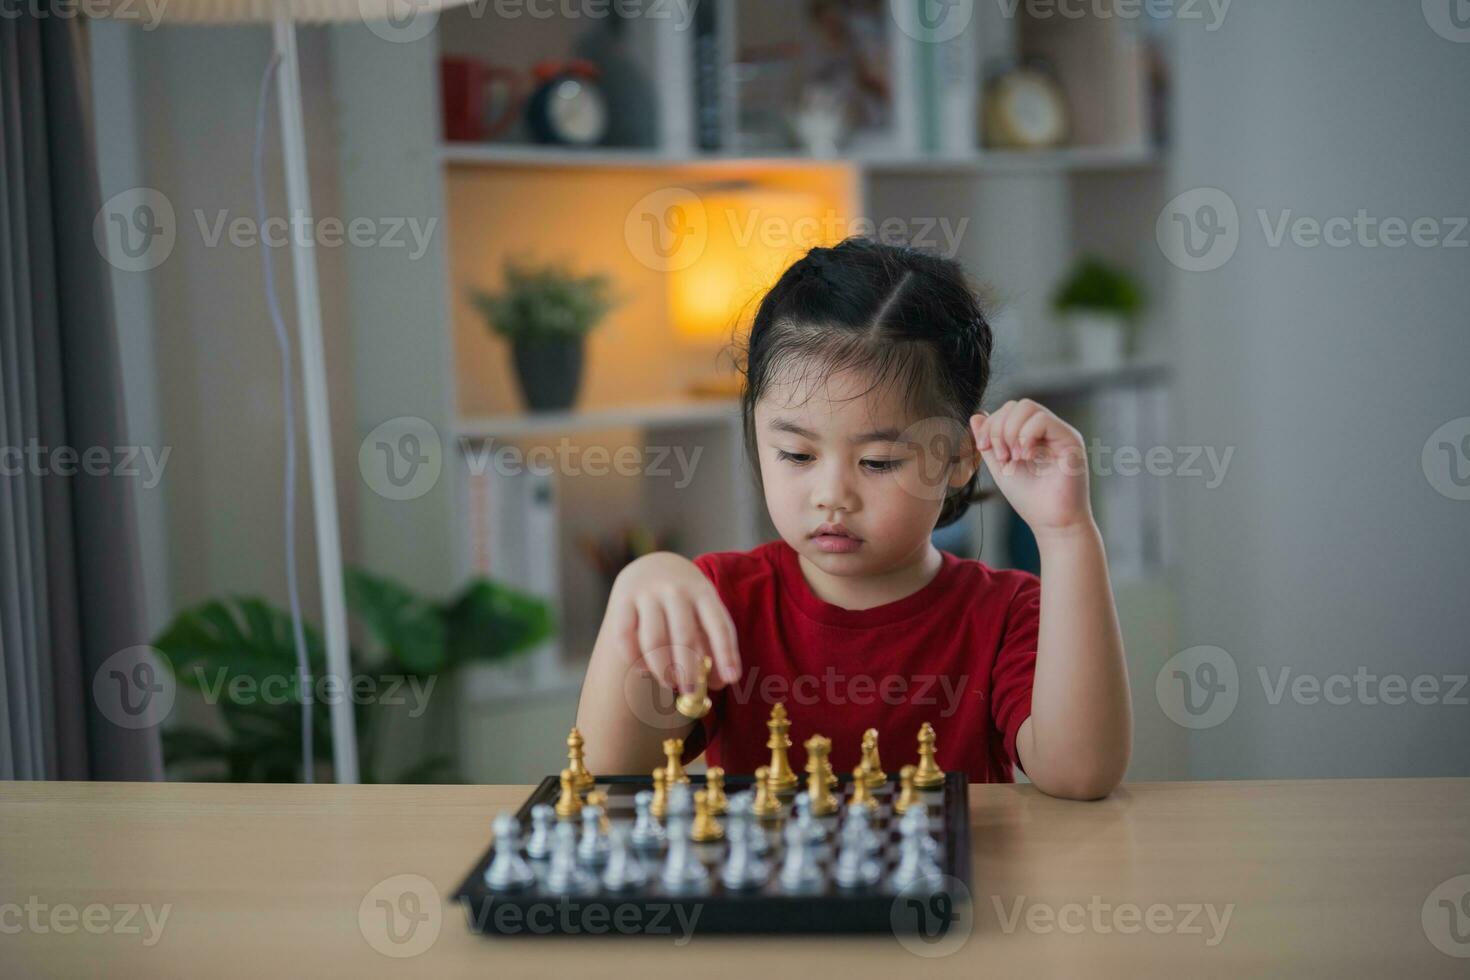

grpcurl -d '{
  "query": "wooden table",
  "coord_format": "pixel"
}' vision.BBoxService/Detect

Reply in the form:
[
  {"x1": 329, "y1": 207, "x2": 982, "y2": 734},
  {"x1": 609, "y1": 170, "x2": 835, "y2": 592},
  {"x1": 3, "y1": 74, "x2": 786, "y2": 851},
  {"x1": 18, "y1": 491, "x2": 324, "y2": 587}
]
[{"x1": 2, "y1": 778, "x2": 1467, "y2": 978}]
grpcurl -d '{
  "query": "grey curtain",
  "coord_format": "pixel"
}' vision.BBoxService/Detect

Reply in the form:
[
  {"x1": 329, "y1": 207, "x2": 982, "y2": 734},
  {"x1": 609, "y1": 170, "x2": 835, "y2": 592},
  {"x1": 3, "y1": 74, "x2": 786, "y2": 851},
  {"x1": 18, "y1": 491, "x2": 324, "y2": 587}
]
[{"x1": 0, "y1": 11, "x2": 162, "y2": 780}]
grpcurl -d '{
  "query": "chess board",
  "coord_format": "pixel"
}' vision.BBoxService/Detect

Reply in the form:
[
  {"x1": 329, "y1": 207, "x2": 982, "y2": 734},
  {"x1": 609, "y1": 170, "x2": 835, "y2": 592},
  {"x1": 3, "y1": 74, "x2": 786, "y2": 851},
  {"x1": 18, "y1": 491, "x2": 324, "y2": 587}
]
[{"x1": 453, "y1": 771, "x2": 971, "y2": 936}]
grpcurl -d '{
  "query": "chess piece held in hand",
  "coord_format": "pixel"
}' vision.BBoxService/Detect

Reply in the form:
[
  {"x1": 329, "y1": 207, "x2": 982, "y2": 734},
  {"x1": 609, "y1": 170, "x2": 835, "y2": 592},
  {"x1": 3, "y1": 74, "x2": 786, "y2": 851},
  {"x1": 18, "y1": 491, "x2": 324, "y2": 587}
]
[{"x1": 675, "y1": 655, "x2": 713, "y2": 720}]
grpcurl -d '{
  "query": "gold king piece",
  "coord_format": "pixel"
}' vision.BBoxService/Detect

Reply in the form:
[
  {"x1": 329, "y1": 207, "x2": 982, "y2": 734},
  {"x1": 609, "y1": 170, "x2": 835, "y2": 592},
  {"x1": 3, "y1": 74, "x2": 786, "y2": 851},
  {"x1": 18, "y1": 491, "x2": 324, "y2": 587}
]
[
  {"x1": 675, "y1": 655, "x2": 713, "y2": 720},
  {"x1": 765, "y1": 703, "x2": 799, "y2": 793},
  {"x1": 913, "y1": 722, "x2": 946, "y2": 788},
  {"x1": 804, "y1": 734, "x2": 838, "y2": 816},
  {"x1": 566, "y1": 726, "x2": 594, "y2": 791}
]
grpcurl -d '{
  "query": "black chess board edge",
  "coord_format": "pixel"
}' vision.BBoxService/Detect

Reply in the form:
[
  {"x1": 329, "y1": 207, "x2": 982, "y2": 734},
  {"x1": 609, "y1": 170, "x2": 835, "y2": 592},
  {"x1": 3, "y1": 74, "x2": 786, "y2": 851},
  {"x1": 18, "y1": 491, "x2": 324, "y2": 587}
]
[{"x1": 453, "y1": 771, "x2": 972, "y2": 937}]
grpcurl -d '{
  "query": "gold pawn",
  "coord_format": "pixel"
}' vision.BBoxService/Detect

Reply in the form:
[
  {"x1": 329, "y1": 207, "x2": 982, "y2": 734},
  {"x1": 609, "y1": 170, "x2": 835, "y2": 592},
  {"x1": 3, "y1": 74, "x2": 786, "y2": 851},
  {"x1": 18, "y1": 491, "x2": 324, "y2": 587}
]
[
  {"x1": 765, "y1": 703, "x2": 799, "y2": 793},
  {"x1": 650, "y1": 767, "x2": 669, "y2": 819},
  {"x1": 848, "y1": 764, "x2": 879, "y2": 811},
  {"x1": 861, "y1": 728, "x2": 887, "y2": 788},
  {"x1": 805, "y1": 734, "x2": 837, "y2": 816},
  {"x1": 751, "y1": 765, "x2": 782, "y2": 819},
  {"x1": 894, "y1": 764, "x2": 920, "y2": 815},
  {"x1": 566, "y1": 727, "x2": 594, "y2": 791},
  {"x1": 913, "y1": 722, "x2": 945, "y2": 788},
  {"x1": 662, "y1": 737, "x2": 690, "y2": 785},
  {"x1": 554, "y1": 767, "x2": 583, "y2": 818},
  {"x1": 675, "y1": 655, "x2": 713, "y2": 719},
  {"x1": 690, "y1": 789, "x2": 724, "y2": 842},
  {"x1": 705, "y1": 766, "x2": 729, "y2": 815}
]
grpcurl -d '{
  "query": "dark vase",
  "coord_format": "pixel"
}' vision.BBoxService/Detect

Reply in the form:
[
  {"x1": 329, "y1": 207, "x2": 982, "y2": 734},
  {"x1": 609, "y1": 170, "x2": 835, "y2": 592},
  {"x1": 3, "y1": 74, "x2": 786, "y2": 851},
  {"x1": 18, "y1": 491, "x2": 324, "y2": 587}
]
[{"x1": 510, "y1": 334, "x2": 585, "y2": 412}]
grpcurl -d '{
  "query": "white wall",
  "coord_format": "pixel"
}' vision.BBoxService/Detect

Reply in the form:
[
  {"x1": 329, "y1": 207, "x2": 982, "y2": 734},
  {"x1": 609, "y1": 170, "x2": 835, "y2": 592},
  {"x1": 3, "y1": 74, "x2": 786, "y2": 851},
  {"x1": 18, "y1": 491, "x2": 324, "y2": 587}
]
[{"x1": 1170, "y1": 0, "x2": 1470, "y2": 778}]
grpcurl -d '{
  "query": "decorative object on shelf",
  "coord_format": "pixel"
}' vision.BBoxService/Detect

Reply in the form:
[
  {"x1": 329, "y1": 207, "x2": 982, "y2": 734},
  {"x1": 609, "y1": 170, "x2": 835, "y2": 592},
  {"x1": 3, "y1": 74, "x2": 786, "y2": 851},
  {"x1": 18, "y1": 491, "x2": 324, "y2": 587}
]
[
  {"x1": 525, "y1": 59, "x2": 610, "y2": 147},
  {"x1": 471, "y1": 260, "x2": 620, "y2": 412},
  {"x1": 983, "y1": 61, "x2": 1070, "y2": 150},
  {"x1": 150, "y1": 568, "x2": 553, "y2": 783},
  {"x1": 1052, "y1": 257, "x2": 1146, "y2": 369},
  {"x1": 790, "y1": 83, "x2": 848, "y2": 156},
  {"x1": 439, "y1": 57, "x2": 525, "y2": 143},
  {"x1": 573, "y1": 13, "x2": 658, "y2": 148},
  {"x1": 578, "y1": 524, "x2": 678, "y2": 593}
]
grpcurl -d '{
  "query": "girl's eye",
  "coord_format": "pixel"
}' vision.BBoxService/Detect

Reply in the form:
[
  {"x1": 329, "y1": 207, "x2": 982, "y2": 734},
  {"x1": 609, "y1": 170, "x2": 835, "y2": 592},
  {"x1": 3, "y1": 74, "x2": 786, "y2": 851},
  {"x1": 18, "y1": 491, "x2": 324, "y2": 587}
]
[
  {"x1": 776, "y1": 449, "x2": 813, "y2": 465},
  {"x1": 862, "y1": 458, "x2": 903, "y2": 473}
]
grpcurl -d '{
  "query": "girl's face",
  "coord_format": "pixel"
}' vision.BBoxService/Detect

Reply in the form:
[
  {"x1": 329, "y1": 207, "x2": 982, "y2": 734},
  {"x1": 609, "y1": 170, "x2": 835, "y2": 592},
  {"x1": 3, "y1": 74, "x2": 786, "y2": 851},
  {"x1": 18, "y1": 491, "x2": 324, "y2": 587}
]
[{"x1": 754, "y1": 361, "x2": 976, "y2": 580}]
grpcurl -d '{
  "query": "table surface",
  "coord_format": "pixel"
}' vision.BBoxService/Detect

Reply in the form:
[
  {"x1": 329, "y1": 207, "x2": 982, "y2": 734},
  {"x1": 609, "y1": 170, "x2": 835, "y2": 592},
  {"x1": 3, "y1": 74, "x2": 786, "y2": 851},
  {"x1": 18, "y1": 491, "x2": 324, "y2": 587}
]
[{"x1": 2, "y1": 778, "x2": 1468, "y2": 978}]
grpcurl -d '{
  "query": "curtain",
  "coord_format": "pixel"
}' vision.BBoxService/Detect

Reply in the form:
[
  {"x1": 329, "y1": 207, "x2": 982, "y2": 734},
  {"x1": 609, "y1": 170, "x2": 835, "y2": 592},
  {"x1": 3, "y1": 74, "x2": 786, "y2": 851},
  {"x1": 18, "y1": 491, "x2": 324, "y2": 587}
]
[{"x1": 0, "y1": 10, "x2": 162, "y2": 780}]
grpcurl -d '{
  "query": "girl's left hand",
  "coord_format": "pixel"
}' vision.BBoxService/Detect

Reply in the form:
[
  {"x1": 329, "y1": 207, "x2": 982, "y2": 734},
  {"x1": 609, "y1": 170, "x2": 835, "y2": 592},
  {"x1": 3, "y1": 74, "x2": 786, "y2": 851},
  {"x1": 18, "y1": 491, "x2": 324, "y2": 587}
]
[{"x1": 972, "y1": 400, "x2": 1093, "y2": 538}]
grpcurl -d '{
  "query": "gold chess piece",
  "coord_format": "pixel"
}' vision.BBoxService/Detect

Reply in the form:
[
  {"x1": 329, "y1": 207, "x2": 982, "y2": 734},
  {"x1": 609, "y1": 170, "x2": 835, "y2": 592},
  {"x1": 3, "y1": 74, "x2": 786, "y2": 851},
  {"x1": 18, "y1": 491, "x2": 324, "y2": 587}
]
[
  {"x1": 586, "y1": 789, "x2": 611, "y2": 833},
  {"x1": 675, "y1": 655, "x2": 713, "y2": 719},
  {"x1": 860, "y1": 728, "x2": 887, "y2": 788},
  {"x1": 894, "y1": 764, "x2": 920, "y2": 815},
  {"x1": 848, "y1": 764, "x2": 879, "y2": 811},
  {"x1": 554, "y1": 767, "x2": 583, "y2": 819},
  {"x1": 805, "y1": 734, "x2": 838, "y2": 816},
  {"x1": 751, "y1": 765, "x2": 782, "y2": 819},
  {"x1": 766, "y1": 702, "x2": 799, "y2": 793},
  {"x1": 662, "y1": 737, "x2": 690, "y2": 785},
  {"x1": 690, "y1": 789, "x2": 725, "y2": 842},
  {"x1": 650, "y1": 767, "x2": 670, "y2": 819},
  {"x1": 913, "y1": 722, "x2": 945, "y2": 788},
  {"x1": 566, "y1": 727, "x2": 594, "y2": 791},
  {"x1": 705, "y1": 766, "x2": 729, "y2": 815}
]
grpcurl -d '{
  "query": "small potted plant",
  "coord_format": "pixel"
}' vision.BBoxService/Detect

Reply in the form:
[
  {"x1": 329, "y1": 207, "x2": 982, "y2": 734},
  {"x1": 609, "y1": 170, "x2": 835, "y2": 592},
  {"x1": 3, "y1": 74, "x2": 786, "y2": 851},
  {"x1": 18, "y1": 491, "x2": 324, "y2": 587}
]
[
  {"x1": 470, "y1": 260, "x2": 620, "y2": 412},
  {"x1": 1052, "y1": 257, "x2": 1146, "y2": 369}
]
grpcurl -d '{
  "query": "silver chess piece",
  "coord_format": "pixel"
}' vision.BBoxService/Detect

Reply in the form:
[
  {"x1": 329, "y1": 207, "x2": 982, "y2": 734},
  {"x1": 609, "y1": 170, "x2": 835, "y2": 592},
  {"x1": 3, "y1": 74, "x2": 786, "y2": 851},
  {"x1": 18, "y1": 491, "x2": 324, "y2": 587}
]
[
  {"x1": 792, "y1": 791, "x2": 827, "y2": 843},
  {"x1": 483, "y1": 812, "x2": 536, "y2": 892},
  {"x1": 720, "y1": 800, "x2": 770, "y2": 890},
  {"x1": 887, "y1": 807, "x2": 943, "y2": 892},
  {"x1": 659, "y1": 784, "x2": 709, "y2": 891},
  {"x1": 577, "y1": 804, "x2": 611, "y2": 866},
  {"x1": 728, "y1": 790, "x2": 770, "y2": 855},
  {"x1": 630, "y1": 789, "x2": 666, "y2": 850},
  {"x1": 832, "y1": 806, "x2": 883, "y2": 888},
  {"x1": 840, "y1": 801, "x2": 883, "y2": 855},
  {"x1": 601, "y1": 825, "x2": 647, "y2": 891},
  {"x1": 778, "y1": 813, "x2": 823, "y2": 892},
  {"x1": 525, "y1": 803, "x2": 554, "y2": 860},
  {"x1": 544, "y1": 820, "x2": 596, "y2": 893}
]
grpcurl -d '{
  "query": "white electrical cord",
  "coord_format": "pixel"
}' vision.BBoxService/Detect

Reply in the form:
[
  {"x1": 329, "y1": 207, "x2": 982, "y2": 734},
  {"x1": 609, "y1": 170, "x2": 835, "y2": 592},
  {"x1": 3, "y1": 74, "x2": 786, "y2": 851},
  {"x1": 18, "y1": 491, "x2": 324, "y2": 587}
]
[{"x1": 253, "y1": 49, "x2": 314, "y2": 783}]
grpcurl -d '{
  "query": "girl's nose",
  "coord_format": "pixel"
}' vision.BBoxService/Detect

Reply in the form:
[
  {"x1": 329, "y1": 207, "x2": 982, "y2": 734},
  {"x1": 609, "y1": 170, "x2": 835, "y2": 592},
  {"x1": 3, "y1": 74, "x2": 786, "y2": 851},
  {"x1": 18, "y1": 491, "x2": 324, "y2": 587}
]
[{"x1": 810, "y1": 461, "x2": 859, "y2": 514}]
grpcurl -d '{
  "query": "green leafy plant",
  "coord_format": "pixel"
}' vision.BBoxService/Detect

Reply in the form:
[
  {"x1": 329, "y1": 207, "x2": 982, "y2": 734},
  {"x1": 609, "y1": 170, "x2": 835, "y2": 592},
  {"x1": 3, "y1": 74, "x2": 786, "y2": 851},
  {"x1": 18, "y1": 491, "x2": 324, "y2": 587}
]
[
  {"x1": 153, "y1": 568, "x2": 553, "y2": 783},
  {"x1": 1053, "y1": 257, "x2": 1147, "y2": 319},
  {"x1": 469, "y1": 259, "x2": 620, "y2": 341}
]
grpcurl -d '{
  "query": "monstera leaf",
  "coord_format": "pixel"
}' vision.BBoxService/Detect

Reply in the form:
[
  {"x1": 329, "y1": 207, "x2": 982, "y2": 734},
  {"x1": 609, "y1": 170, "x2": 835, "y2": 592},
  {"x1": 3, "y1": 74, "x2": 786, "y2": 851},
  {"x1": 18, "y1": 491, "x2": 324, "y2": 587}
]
[
  {"x1": 442, "y1": 579, "x2": 555, "y2": 669},
  {"x1": 346, "y1": 568, "x2": 448, "y2": 675}
]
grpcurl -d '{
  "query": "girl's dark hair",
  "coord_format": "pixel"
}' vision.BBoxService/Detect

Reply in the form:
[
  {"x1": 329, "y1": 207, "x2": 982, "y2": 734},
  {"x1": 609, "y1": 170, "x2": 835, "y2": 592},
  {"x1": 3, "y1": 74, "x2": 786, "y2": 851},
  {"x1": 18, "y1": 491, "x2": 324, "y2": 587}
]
[{"x1": 735, "y1": 237, "x2": 994, "y2": 529}]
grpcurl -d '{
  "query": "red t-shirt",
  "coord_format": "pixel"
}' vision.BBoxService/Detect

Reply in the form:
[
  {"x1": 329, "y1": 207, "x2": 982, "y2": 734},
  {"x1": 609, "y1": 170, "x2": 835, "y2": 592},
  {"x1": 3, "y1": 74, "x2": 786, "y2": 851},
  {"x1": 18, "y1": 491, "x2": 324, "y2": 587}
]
[{"x1": 685, "y1": 539, "x2": 1041, "y2": 784}]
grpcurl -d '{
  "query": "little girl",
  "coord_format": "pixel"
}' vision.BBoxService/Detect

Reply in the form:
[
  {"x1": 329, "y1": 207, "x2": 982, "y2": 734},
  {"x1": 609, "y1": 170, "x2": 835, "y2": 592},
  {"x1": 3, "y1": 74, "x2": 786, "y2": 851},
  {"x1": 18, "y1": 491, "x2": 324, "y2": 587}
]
[{"x1": 576, "y1": 238, "x2": 1131, "y2": 800}]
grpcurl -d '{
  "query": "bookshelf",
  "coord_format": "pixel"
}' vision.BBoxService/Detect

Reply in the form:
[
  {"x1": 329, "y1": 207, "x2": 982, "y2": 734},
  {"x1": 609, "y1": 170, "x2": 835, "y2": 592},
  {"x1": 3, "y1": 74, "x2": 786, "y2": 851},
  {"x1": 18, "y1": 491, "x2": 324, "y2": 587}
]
[{"x1": 334, "y1": 3, "x2": 1179, "y2": 776}]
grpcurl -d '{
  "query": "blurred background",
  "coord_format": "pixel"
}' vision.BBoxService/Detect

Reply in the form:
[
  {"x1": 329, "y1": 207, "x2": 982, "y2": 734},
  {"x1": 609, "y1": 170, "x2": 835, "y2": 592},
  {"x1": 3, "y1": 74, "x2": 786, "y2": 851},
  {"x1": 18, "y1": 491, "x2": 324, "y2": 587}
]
[{"x1": 16, "y1": 0, "x2": 1466, "y2": 785}]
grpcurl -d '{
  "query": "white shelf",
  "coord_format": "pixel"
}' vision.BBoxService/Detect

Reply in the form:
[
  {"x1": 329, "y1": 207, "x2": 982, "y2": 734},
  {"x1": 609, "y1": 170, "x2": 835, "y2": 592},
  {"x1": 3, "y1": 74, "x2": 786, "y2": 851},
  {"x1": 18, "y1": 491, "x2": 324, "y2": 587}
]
[
  {"x1": 457, "y1": 398, "x2": 740, "y2": 440},
  {"x1": 999, "y1": 359, "x2": 1171, "y2": 400},
  {"x1": 439, "y1": 142, "x2": 1164, "y2": 176}
]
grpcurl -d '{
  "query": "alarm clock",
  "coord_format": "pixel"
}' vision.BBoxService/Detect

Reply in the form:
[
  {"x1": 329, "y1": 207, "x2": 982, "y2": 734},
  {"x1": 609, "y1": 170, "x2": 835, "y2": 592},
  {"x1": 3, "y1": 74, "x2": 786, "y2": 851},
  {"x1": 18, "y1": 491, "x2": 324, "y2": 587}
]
[
  {"x1": 525, "y1": 59, "x2": 609, "y2": 147},
  {"x1": 983, "y1": 64, "x2": 1070, "y2": 150}
]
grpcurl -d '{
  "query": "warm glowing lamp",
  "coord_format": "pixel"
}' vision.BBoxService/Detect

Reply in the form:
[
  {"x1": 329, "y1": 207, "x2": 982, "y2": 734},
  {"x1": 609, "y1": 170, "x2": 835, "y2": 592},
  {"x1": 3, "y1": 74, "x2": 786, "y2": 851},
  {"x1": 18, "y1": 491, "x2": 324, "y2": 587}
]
[{"x1": 670, "y1": 185, "x2": 837, "y2": 396}]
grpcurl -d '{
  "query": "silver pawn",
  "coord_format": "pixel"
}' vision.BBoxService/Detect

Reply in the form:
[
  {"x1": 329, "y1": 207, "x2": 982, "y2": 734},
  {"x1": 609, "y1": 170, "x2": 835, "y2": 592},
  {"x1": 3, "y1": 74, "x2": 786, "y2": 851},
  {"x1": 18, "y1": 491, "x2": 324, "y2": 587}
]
[
  {"x1": 630, "y1": 789, "x2": 666, "y2": 850},
  {"x1": 601, "y1": 825, "x2": 647, "y2": 891},
  {"x1": 720, "y1": 803, "x2": 769, "y2": 890},
  {"x1": 525, "y1": 803, "x2": 554, "y2": 860},
  {"x1": 792, "y1": 791, "x2": 826, "y2": 843},
  {"x1": 483, "y1": 812, "x2": 536, "y2": 891},
  {"x1": 887, "y1": 808, "x2": 942, "y2": 892},
  {"x1": 832, "y1": 807, "x2": 882, "y2": 888},
  {"x1": 577, "y1": 804, "x2": 610, "y2": 866},
  {"x1": 728, "y1": 791, "x2": 770, "y2": 855},
  {"x1": 659, "y1": 784, "x2": 708, "y2": 891},
  {"x1": 778, "y1": 815, "x2": 823, "y2": 892},
  {"x1": 544, "y1": 820, "x2": 596, "y2": 893}
]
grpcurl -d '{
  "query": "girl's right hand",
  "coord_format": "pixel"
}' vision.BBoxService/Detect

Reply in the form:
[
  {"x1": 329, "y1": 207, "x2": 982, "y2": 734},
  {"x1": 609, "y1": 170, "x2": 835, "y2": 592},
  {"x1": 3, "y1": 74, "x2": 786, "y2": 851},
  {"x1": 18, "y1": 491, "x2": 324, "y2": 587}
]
[{"x1": 603, "y1": 552, "x2": 741, "y2": 692}]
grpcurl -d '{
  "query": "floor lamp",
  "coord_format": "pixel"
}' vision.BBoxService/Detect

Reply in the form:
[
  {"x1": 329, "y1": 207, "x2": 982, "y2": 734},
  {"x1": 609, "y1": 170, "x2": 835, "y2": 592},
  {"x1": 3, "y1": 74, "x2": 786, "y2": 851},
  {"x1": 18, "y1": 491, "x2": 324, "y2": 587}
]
[{"x1": 97, "y1": 0, "x2": 469, "y2": 782}]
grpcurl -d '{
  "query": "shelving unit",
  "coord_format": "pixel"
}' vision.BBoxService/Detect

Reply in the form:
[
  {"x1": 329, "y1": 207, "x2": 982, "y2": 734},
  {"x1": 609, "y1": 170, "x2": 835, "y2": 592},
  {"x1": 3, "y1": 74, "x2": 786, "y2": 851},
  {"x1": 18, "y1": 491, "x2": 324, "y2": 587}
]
[{"x1": 333, "y1": 2, "x2": 1179, "y2": 781}]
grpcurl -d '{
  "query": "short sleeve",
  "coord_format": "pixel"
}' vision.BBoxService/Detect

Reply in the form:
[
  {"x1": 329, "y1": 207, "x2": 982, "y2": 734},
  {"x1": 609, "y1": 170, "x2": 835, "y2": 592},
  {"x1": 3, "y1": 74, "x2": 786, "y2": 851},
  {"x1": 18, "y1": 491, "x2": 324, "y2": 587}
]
[{"x1": 991, "y1": 573, "x2": 1041, "y2": 774}]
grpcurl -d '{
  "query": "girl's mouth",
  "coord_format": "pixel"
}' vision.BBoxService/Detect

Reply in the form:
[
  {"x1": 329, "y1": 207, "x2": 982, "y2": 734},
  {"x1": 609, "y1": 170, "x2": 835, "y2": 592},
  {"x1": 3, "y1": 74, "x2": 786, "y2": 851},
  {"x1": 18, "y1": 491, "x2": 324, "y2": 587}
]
[{"x1": 810, "y1": 524, "x2": 862, "y2": 554}]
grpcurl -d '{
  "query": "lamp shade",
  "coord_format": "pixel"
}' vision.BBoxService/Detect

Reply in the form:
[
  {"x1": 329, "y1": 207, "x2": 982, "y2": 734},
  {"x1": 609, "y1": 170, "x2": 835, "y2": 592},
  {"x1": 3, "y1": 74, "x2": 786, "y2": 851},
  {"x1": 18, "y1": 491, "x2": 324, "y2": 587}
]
[
  {"x1": 89, "y1": 0, "x2": 472, "y2": 22},
  {"x1": 669, "y1": 186, "x2": 835, "y2": 345}
]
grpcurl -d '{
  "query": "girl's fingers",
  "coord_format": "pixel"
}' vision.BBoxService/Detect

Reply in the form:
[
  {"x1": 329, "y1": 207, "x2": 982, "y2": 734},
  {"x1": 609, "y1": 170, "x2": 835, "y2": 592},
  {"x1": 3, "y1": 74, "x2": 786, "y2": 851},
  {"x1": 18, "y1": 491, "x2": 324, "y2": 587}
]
[
  {"x1": 1001, "y1": 401, "x2": 1040, "y2": 454},
  {"x1": 635, "y1": 596, "x2": 675, "y2": 689},
  {"x1": 695, "y1": 595, "x2": 741, "y2": 690},
  {"x1": 661, "y1": 594, "x2": 706, "y2": 691},
  {"x1": 1017, "y1": 411, "x2": 1052, "y2": 458}
]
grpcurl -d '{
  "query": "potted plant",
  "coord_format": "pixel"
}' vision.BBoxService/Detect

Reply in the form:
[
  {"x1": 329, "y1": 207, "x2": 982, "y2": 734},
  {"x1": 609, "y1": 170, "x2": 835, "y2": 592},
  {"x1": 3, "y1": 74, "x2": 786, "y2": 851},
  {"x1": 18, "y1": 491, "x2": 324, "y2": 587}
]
[
  {"x1": 470, "y1": 259, "x2": 620, "y2": 412},
  {"x1": 1052, "y1": 258, "x2": 1146, "y2": 369}
]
